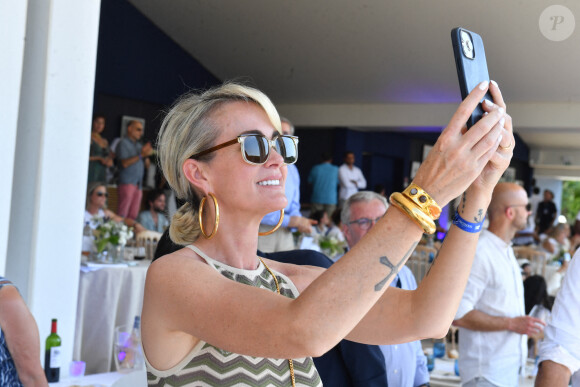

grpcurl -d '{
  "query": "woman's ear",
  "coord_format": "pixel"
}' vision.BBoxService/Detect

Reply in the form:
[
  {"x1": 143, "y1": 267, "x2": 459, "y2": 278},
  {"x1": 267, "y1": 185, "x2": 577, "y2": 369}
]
[{"x1": 182, "y1": 159, "x2": 210, "y2": 195}]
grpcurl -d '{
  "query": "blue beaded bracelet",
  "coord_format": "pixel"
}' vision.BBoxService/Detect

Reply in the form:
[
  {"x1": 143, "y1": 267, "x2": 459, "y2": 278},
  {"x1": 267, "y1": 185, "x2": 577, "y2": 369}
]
[{"x1": 452, "y1": 211, "x2": 485, "y2": 233}]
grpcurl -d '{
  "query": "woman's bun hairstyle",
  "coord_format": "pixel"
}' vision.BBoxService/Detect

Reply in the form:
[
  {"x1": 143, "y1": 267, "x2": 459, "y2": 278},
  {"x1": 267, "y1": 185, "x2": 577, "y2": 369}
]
[{"x1": 157, "y1": 82, "x2": 281, "y2": 245}]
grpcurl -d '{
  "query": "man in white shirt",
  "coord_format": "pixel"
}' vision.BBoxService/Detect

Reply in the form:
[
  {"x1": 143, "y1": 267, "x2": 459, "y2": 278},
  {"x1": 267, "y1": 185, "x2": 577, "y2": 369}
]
[
  {"x1": 338, "y1": 151, "x2": 366, "y2": 207},
  {"x1": 454, "y1": 182, "x2": 546, "y2": 387},
  {"x1": 535, "y1": 250, "x2": 580, "y2": 387}
]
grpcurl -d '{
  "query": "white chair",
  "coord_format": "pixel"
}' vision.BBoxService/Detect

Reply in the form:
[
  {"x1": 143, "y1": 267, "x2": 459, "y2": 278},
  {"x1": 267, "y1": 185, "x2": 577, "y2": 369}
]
[
  {"x1": 135, "y1": 230, "x2": 162, "y2": 260},
  {"x1": 136, "y1": 230, "x2": 162, "y2": 242},
  {"x1": 406, "y1": 245, "x2": 437, "y2": 284}
]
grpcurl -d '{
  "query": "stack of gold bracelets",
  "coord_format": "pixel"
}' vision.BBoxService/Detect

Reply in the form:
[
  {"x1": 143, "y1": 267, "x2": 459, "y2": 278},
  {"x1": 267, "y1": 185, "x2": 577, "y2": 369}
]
[{"x1": 389, "y1": 183, "x2": 441, "y2": 234}]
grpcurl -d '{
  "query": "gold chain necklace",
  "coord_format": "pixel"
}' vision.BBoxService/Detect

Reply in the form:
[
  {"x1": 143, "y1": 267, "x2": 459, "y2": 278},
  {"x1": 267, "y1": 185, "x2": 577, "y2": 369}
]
[{"x1": 258, "y1": 256, "x2": 296, "y2": 387}]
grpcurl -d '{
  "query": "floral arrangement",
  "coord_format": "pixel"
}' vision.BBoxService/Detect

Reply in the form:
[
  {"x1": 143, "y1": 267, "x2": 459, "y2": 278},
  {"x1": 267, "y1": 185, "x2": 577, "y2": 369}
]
[
  {"x1": 317, "y1": 235, "x2": 347, "y2": 258},
  {"x1": 92, "y1": 217, "x2": 134, "y2": 253}
]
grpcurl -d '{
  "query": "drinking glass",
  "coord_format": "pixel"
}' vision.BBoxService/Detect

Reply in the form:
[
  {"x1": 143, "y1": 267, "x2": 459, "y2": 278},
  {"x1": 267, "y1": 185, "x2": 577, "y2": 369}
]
[
  {"x1": 528, "y1": 304, "x2": 549, "y2": 340},
  {"x1": 69, "y1": 360, "x2": 86, "y2": 381},
  {"x1": 113, "y1": 325, "x2": 143, "y2": 373},
  {"x1": 529, "y1": 304, "x2": 550, "y2": 322},
  {"x1": 134, "y1": 239, "x2": 146, "y2": 260}
]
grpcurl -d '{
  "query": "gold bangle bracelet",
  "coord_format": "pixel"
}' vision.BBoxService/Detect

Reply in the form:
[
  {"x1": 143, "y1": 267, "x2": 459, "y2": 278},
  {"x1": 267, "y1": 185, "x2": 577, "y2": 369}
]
[
  {"x1": 402, "y1": 183, "x2": 441, "y2": 220},
  {"x1": 389, "y1": 192, "x2": 436, "y2": 234}
]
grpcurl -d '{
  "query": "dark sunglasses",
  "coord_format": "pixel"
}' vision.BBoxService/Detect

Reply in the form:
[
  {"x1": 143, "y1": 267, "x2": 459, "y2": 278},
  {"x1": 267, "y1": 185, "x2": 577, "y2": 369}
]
[
  {"x1": 96, "y1": 192, "x2": 108, "y2": 197},
  {"x1": 509, "y1": 203, "x2": 532, "y2": 211},
  {"x1": 348, "y1": 215, "x2": 384, "y2": 230},
  {"x1": 189, "y1": 134, "x2": 299, "y2": 165}
]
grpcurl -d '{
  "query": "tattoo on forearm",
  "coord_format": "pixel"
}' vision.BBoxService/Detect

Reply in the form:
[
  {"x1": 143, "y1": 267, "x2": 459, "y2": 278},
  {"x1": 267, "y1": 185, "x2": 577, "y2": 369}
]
[
  {"x1": 374, "y1": 242, "x2": 419, "y2": 291},
  {"x1": 474, "y1": 209, "x2": 484, "y2": 223}
]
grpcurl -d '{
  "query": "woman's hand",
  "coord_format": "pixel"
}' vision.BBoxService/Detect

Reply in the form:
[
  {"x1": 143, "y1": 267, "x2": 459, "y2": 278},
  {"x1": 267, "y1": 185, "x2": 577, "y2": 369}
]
[
  {"x1": 412, "y1": 81, "x2": 506, "y2": 207},
  {"x1": 99, "y1": 156, "x2": 112, "y2": 167},
  {"x1": 468, "y1": 81, "x2": 514, "y2": 196}
]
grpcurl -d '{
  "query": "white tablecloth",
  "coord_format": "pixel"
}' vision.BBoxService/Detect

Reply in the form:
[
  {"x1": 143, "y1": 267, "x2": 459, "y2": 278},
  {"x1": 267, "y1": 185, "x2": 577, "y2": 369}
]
[
  {"x1": 73, "y1": 261, "x2": 149, "y2": 374},
  {"x1": 49, "y1": 369, "x2": 147, "y2": 387}
]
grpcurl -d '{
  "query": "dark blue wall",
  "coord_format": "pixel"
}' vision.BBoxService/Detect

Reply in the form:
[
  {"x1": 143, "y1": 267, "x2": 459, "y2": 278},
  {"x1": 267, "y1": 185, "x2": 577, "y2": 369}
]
[
  {"x1": 296, "y1": 129, "x2": 430, "y2": 203},
  {"x1": 296, "y1": 128, "x2": 532, "y2": 205},
  {"x1": 93, "y1": 0, "x2": 220, "y2": 141}
]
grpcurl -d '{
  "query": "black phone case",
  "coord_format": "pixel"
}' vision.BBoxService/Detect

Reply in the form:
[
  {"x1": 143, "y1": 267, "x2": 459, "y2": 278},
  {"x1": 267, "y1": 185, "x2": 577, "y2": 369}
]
[{"x1": 451, "y1": 27, "x2": 492, "y2": 128}]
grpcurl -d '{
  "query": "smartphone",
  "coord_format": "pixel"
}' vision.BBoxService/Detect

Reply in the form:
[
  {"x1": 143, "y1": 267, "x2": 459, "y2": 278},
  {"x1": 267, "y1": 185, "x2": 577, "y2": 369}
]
[{"x1": 451, "y1": 27, "x2": 493, "y2": 128}]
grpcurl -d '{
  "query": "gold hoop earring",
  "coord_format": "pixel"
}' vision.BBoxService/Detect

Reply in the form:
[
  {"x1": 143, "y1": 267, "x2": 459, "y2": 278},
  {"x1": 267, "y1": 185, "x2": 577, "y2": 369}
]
[
  {"x1": 259, "y1": 209, "x2": 285, "y2": 236},
  {"x1": 199, "y1": 193, "x2": 219, "y2": 239}
]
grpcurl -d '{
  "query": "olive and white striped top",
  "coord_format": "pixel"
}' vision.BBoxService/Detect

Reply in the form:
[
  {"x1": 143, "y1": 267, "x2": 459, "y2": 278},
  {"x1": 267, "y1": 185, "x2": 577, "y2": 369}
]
[{"x1": 145, "y1": 245, "x2": 322, "y2": 387}]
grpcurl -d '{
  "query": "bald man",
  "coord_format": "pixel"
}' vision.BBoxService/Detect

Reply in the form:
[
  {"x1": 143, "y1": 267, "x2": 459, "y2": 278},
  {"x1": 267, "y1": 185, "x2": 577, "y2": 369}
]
[{"x1": 453, "y1": 183, "x2": 546, "y2": 387}]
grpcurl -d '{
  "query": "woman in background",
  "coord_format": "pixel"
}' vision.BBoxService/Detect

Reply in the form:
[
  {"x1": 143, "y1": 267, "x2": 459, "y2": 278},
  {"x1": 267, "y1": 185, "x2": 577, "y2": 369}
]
[
  {"x1": 87, "y1": 115, "x2": 113, "y2": 183},
  {"x1": 85, "y1": 182, "x2": 145, "y2": 234}
]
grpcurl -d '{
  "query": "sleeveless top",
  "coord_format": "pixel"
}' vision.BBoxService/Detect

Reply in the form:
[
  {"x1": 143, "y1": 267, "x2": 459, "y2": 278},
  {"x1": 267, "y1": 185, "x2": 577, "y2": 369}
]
[
  {"x1": 84, "y1": 209, "x2": 106, "y2": 229},
  {"x1": 0, "y1": 278, "x2": 23, "y2": 387},
  {"x1": 145, "y1": 245, "x2": 323, "y2": 387},
  {"x1": 88, "y1": 138, "x2": 109, "y2": 183}
]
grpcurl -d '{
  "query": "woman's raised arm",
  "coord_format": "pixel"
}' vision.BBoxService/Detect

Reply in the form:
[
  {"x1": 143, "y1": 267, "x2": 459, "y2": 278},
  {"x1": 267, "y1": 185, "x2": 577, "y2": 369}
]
[
  {"x1": 143, "y1": 81, "x2": 511, "y2": 363},
  {"x1": 345, "y1": 80, "x2": 514, "y2": 345}
]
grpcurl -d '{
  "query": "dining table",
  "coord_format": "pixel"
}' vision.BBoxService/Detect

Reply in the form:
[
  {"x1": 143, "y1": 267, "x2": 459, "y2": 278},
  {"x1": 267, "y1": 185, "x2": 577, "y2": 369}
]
[
  {"x1": 49, "y1": 369, "x2": 147, "y2": 387},
  {"x1": 73, "y1": 259, "x2": 150, "y2": 374}
]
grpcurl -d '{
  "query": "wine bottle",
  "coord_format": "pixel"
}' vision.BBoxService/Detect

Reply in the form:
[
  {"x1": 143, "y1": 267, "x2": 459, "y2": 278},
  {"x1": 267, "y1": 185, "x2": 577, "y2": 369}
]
[
  {"x1": 82, "y1": 221, "x2": 94, "y2": 256},
  {"x1": 44, "y1": 319, "x2": 62, "y2": 382}
]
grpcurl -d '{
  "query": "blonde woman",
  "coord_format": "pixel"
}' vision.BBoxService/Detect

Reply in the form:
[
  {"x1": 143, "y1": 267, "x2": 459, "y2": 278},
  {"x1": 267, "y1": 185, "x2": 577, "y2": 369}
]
[
  {"x1": 142, "y1": 81, "x2": 513, "y2": 386},
  {"x1": 85, "y1": 182, "x2": 145, "y2": 234}
]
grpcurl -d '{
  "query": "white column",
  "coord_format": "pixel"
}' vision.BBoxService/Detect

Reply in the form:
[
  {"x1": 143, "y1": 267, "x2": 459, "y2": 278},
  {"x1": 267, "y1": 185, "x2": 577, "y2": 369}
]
[
  {"x1": 0, "y1": 0, "x2": 28, "y2": 274},
  {"x1": 6, "y1": 0, "x2": 101, "y2": 373}
]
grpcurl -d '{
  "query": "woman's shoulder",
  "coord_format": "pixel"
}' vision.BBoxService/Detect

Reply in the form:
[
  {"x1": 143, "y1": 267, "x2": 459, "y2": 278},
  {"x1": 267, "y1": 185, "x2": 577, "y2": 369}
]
[
  {"x1": 145, "y1": 248, "x2": 219, "y2": 296},
  {"x1": 150, "y1": 247, "x2": 204, "y2": 269},
  {"x1": 148, "y1": 247, "x2": 217, "y2": 280},
  {"x1": 0, "y1": 277, "x2": 16, "y2": 291},
  {"x1": 0, "y1": 280, "x2": 21, "y2": 306}
]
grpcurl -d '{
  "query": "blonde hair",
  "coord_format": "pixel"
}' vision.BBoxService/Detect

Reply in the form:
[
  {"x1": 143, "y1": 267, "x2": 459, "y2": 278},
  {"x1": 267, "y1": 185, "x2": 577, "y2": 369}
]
[
  {"x1": 157, "y1": 82, "x2": 282, "y2": 245},
  {"x1": 86, "y1": 181, "x2": 107, "y2": 210},
  {"x1": 547, "y1": 222, "x2": 569, "y2": 239}
]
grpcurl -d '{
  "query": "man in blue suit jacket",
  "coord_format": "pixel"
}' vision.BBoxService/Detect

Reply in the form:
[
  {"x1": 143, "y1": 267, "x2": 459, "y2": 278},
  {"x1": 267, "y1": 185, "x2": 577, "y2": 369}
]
[{"x1": 260, "y1": 249, "x2": 389, "y2": 387}]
